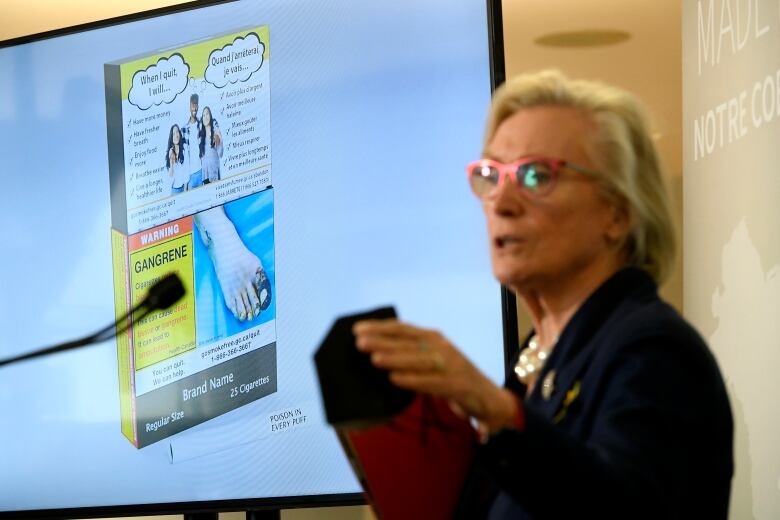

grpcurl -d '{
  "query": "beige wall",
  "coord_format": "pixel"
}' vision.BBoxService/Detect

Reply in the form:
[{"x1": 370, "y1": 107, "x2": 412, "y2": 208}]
[
  {"x1": 1, "y1": 0, "x2": 188, "y2": 41},
  {"x1": 683, "y1": 1, "x2": 780, "y2": 518}
]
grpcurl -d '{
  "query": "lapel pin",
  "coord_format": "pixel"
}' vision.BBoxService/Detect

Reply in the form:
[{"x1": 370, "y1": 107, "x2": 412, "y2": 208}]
[
  {"x1": 541, "y1": 370, "x2": 556, "y2": 400},
  {"x1": 553, "y1": 380, "x2": 582, "y2": 424}
]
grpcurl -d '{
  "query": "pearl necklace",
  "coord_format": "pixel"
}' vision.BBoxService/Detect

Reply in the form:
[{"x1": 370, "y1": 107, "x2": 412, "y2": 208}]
[{"x1": 514, "y1": 334, "x2": 556, "y2": 385}]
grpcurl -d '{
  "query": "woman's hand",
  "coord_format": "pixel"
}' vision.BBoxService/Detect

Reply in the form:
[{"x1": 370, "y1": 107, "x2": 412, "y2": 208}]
[
  {"x1": 353, "y1": 319, "x2": 520, "y2": 437},
  {"x1": 214, "y1": 129, "x2": 222, "y2": 147}
]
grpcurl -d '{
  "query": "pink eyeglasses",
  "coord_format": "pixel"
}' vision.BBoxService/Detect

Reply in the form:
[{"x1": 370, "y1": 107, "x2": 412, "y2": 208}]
[{"x1": 465, "y1": 157, "x2": 598, "y2": 198}]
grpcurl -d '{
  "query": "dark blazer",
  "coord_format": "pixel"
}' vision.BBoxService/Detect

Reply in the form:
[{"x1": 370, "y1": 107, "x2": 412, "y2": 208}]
[{"x1": 459, "y1": 267, "x2": 733, "y2": 519}]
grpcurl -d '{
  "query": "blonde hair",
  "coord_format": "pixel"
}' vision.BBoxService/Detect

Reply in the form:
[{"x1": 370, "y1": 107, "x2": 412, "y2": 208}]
[{"x1": 484, "y1": 70, "x2": 676, "y2": 285}]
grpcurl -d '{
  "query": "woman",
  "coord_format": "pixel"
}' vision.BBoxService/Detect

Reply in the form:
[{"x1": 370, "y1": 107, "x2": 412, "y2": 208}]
[
  {"x1": 199, "y1": 106, "x2": 223, "y2": 184},
  {"x1": 166, "y1": 124, "x2": 188, "y2": 194},
  {"x1": 353, "y1": 70, "x2": 733, "y2": 518}
]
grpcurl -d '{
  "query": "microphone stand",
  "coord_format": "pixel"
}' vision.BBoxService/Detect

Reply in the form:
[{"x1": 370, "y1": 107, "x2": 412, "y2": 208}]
[{"x1": 0, "y1": 273, "x2": 184, "y2": 368}]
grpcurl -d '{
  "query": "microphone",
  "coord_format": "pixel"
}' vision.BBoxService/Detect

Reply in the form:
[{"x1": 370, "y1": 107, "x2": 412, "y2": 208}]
[
  {"x1": 0, "y1": 273, "x2": 186, "y2": 368},
  {"x1": 144, "y1": 272, "x2": 186, "y2": 312}
]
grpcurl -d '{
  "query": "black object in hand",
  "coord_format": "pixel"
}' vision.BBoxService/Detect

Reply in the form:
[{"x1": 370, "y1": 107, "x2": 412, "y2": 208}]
[{"x1": 314, "y1": 306, "x2": 415, "y2": 429}]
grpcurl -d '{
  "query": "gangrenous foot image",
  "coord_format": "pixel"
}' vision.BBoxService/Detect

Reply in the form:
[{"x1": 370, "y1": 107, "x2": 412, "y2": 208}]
[{"x1": 195, "y1": 206, "x2": 272, "y2": 321}]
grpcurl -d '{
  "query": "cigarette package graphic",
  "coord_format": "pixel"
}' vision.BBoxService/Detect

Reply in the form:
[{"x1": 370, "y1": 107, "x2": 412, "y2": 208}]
[{"x1": 105, "y1": 27, "x2": 276, "y2": 448}]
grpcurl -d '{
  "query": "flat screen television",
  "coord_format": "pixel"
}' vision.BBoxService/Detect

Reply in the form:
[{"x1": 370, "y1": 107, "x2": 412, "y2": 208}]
[{"x1": 0, "y1": 0, "x2": 511, "y2": 517}]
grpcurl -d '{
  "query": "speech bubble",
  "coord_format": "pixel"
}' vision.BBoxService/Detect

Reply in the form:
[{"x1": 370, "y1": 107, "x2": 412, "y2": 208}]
[
  {"x1": 128, "y1": 53, "x2": 190, "y2": 110},
  {"x1": 205, "y1": 33, "x2": 265, "y2": 89}
]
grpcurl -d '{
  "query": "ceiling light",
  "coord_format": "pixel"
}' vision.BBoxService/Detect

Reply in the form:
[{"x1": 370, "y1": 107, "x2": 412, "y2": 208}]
[{"x1": 534, "y1": 30, "x2": 630, "y2": 48}]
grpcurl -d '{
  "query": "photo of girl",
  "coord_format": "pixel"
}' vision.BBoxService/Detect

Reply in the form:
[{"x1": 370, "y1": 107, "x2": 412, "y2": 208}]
[
  {"x1": 166, "y1": 124, "x2": 189, "y2": 194},
  {"x1": 199, "y1": 106, "x2": 223, "y2": 184}
]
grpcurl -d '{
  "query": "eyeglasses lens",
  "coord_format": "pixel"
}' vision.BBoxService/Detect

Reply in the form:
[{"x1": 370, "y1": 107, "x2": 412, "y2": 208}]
[
  {"x1": 517, "y1": 161, "x2": 553, "y2": 193},
  {"x1": 469, "y1": 164, "x2": 499, "y2": 196}
]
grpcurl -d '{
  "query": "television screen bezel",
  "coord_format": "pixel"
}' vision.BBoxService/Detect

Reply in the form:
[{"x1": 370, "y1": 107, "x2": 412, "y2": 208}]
[{"x1": 0, "y1": 0, "x2": 510, "y2": 517}]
